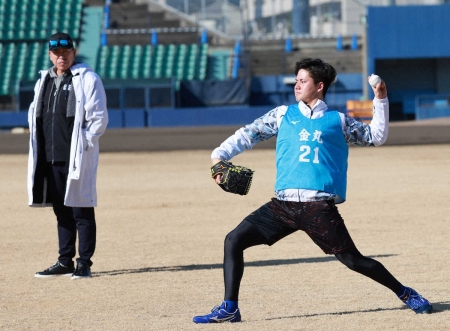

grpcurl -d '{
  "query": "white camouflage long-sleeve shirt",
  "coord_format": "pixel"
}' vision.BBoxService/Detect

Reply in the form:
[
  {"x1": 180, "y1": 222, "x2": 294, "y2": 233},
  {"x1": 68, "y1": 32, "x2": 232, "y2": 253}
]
[{"x1": 211, "y1": 97, "x2": 389, "y2": 202}]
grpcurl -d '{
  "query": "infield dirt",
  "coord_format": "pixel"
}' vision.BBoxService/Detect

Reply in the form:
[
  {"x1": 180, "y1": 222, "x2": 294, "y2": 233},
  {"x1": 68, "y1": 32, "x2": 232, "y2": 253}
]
[{"x1": 1, "y1": 145, "x2": 449, "y2": 330}]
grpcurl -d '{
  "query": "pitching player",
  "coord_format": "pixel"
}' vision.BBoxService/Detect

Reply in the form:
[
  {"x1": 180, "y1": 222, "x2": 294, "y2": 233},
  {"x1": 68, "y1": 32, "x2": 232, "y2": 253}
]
[{"x1": 193, "y1": 58, "x2": 432, "y2": 323}]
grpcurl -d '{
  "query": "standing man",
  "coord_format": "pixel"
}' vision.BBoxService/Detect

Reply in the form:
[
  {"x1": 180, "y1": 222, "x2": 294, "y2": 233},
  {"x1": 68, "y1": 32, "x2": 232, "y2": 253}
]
[
  {"x1": 193, "y1": 58, "x2": 432, "y2": 323},
  {"x1": 28, "y1": 32, "x2": 108, "y2": 279}
]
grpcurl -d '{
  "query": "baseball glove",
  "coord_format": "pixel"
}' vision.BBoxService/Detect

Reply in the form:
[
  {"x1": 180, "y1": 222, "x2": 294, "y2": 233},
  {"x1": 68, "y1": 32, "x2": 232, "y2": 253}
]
[{"x1": 211, "y1": 160, "x2": 254, "y2": 196}]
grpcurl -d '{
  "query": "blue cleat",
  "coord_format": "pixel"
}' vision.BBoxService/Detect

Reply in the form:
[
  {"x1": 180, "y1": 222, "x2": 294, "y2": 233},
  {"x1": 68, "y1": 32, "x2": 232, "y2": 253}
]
[
  {"x1": 398, "y1": 287, "x2": 433, "y2": 314},
  {"x1": 193, "y1": 302, "x2": 242, "y2": 323}
]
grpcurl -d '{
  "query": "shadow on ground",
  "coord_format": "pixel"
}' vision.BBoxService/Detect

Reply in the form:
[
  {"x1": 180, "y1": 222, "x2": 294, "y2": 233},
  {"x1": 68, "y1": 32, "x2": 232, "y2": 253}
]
[
  {"x1": 94, "y1": 254, "x2": 396, "y2": 277},
  {"x1": 265, "y1": 300, "x2": 450, "y2": 320}
]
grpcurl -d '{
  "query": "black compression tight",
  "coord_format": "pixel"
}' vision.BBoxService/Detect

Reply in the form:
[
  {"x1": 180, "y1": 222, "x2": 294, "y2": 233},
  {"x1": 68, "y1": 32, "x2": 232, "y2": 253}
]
[
  {"x1": 334, "y1": 248, "x2": 403, "y2": 293},
  {"x1": 223, "y1": 220, "x2": 403, "y2": 301},
  {"x1": 223, "y1": 220, "x2": 269, "y2": 301}
]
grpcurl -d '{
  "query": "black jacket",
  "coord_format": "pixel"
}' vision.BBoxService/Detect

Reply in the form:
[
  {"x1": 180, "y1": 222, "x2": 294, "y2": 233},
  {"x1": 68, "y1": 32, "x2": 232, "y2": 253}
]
[{"x1": 37, "y1": 70, "x2": 75, "y2": 164}]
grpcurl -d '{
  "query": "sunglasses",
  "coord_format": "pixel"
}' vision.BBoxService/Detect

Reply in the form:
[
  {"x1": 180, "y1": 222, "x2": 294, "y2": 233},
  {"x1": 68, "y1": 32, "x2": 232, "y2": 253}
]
[{"x1": 49, "y1": 39, "x2": 71, "y2": 47}]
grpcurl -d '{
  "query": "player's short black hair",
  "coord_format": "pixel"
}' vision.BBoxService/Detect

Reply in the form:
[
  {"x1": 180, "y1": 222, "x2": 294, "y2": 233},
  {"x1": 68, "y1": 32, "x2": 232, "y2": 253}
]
[{"x1": 294, "y1": 58, "x2": 336, "y2": 98}]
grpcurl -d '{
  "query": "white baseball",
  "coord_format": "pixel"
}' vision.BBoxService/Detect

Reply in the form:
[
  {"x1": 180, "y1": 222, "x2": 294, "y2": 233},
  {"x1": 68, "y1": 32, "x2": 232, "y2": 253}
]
[{"x1": 369, "y1": 74, "x2": 381, "y2": 87}]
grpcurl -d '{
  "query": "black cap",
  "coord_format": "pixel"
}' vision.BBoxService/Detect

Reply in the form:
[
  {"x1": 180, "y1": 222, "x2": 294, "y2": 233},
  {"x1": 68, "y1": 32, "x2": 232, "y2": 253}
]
[{"x1": 48, "y1": 32, "x2": 74, "y2": 51}]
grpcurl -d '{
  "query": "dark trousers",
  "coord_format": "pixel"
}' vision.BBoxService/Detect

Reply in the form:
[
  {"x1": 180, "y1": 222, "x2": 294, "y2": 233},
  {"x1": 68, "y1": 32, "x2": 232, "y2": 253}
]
[{"x1": 46, "y1": 162, "x2": 96, "y2": 267}]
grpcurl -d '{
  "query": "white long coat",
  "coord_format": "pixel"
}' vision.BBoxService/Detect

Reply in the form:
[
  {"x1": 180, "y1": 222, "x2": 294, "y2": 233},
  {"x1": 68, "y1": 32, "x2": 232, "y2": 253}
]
[{"x1": 27, "y1": 63, "x2": 108, "y2": 207}]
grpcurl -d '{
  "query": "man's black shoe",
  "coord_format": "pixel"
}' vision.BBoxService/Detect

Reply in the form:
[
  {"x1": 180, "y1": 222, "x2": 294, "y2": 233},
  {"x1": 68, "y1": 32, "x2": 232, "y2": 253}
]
[
  {"x1": 35, "y1": 261, "x2": 75, "y2": 278},
  {"x1": 71, "y1": 263, "x2": 92, "y2": 279}
]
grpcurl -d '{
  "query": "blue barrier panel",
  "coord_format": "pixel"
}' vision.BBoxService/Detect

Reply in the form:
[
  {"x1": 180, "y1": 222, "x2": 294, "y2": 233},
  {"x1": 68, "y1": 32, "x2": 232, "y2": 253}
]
[
  {"x1": 0, "y1": 112, "x2": 28, "y2": 128},
  {"x1": 415, "y1": 94, "x2": 450, "y2": 120},
  {"x1": 107, "y1": 110, "x2": 124, "y2": 128},
  {"x1": 0, "y1": 111, "x2": 126, "y2": 129},
  {"x1": 124, "y1": 109, "x2": 147, "y2": 128}
]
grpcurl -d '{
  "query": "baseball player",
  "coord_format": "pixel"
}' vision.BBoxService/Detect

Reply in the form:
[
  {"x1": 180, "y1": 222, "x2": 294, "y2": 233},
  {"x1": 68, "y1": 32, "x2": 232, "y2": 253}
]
[{"x1": 193, "y1": 58, "x2": 432, "y2": 323}]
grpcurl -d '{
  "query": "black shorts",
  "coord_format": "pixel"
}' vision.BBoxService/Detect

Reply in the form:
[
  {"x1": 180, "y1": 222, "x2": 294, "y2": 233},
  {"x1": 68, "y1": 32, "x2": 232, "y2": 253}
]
[{"x1": 244, "y1": 198, "x2": 356, "y2": 254}]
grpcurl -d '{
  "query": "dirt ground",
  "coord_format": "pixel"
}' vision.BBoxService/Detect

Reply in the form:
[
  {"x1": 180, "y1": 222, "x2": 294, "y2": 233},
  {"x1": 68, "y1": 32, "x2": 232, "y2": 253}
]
[{"x1": 1, "y1": 145, "x2": 449, "y2": 330}]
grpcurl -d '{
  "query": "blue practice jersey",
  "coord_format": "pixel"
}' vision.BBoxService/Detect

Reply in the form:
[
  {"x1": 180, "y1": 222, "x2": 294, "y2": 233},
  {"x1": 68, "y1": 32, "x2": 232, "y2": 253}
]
[{"x1": 275, "y1": 104, "x2": 349, "y2": 201}]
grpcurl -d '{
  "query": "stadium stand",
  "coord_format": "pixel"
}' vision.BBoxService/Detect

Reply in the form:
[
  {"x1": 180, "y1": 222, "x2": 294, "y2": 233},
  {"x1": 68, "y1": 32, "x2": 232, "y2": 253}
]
[
  {"x1": 207, "y1": 49, "x2": 232, "y2": 81},
  {"x1": 0, "y1": 0, "x2": 83, "y2": 41},
  {"x1": 0, "y1": 0, "x2": 216, "y2": 111},
  {"x1": 1, "y1": 0, "x2": 364, "y2": 126},
  {"x1": 92, "y1": 42, "x2": 208, "y2": 81},
  {"x1": 0, "y1": 0, "x2": 84, "y2": 106}
]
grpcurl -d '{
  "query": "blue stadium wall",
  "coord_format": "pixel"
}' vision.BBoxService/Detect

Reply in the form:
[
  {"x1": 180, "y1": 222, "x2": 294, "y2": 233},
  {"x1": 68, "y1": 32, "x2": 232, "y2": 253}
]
[
  {"x1": 367, "y1": 4, "x2": 450, "y2": 120},
  {"x1": 0, "y1": 73, "x2": 363, "y2": 129}
]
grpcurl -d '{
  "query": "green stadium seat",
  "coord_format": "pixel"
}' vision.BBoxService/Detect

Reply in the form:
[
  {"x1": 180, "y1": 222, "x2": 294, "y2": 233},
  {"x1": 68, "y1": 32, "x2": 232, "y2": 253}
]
[
  {"x1": 195, "y1": 44, "x2": 209, "y2": 80},
  {"x1": 200, "y1": 43, "x2": 209, "y2": 55},
  {"x1": 152, "y1": 44, "x2": 165, "y2": 79},
  {"x1": 62, "y1": 1, "x2": 72, "y2": 12},
  {"x1": 0, "y1": 43, "x2": 3, "y2": 68},
  {"x1": 27, "y1": 42, "x2": 41, "y2": 81},
  {"x1": 38, "y1": 45, "x2": 51, "y2": 71},
  {"x1": 60, "y1": 12, "x2": 72, "y2": 33},
  {"x1": 5, "y1": 2, "x2": 17, "y2": 16},
  {"x1": 15, "y1": 17, "x2": 27, "y2": 31},
  {"x1": 0, "y1": 43, "x2": 16, "y2": 95},
  {"x1": 49, "y1": 21, "x2": 61, "y2": 36},
  {"x1": 173, "y1": 44, "x2": 187, "y2": 80},
  {"x1": 15, "y1": 30, "x2": 25, "y2": 40},
  {"x1": 26, "y1": 18, "x2": 38, "y2": 39},
  {"x1": 196, "y1": 58, "x2": 207, "y2": 80},
  {"x1": 118, "y1": 45, "x2": 132, "y2": 79},
  {"x1": 61, "y1": 17, "x2": 71, "y2": 30},
  {"x1": 130, "y1": 45, "x2": 143, "y2": 79},
  {"x1": 96, "y1": 45, "x2": 109, "y2": 78},
  {"x1": 141, "y1": 45, "x2": 153, "y2": 79},
  {"x1": 36, "y1": 18, "x2": 48, "y2": 40},
  {"x1": 17, "y1": 1, "x2": 27, "y2": 16},
  {"x1": 207, "y1": 51, "x2": 231, "y2": 80},
  {"x1": 2, "y1": 43, "x2": 16, "y2": 67},
  {"x1": 70, "y1": 1, "x2": 83, "y2": 38},
  {"x1": 185, "y1": 44, "x2": 198, "y2": 80},
  {"x1": 37, "y1": 1, "x2": 50, "y2": 16},
  {"x1": 107, "y1": 45, "x2": 120, "y2": 79},
  {"x1": 6, "y1": 16, "x2": 15, "y2": 31},
  {"x1": 28, "y1": 2, "x2": 40, "y2": 16},
  {"x1": 162, "y1": 44, "x2": 176, "y2": 78},
  {"x1": 13, "y1": 42, "x2": 28, "y2": 93},
  {"x1": 26, "y1": 30, "x2": 37, "y2": 40}
]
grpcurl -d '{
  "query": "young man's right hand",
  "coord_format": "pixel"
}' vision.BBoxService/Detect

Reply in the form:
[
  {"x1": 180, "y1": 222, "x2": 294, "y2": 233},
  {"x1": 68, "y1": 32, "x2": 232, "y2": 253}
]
[{"x1": 368, "y1": 76, "x2": 388, "y2": 99}]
